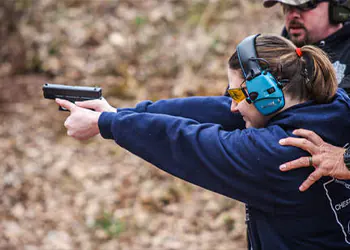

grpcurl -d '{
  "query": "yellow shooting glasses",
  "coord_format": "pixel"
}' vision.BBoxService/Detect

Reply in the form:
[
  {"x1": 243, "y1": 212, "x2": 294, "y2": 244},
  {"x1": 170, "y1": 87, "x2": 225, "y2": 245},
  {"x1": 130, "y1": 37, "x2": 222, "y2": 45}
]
[
  {"x1": 227, "y1": 79, "x2": 249, "y2": 103},
  {"x1": 227, "y1": 87, "x2": 246, "y2": 103}
]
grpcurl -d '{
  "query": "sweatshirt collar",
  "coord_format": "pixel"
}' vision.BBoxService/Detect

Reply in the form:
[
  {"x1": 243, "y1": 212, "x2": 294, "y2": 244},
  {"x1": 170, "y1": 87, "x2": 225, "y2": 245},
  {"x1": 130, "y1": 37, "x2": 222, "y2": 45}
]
[{"x1": 267, "y1": 89, "x2": 350, "y2": 127}]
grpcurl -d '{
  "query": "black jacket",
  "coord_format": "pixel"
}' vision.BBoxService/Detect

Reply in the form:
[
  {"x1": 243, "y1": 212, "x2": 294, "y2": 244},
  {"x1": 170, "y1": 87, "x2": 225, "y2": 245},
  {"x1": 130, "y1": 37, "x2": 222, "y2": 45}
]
[{"x1": 282, "y1": 22, "x2": 350, "y2": 95}]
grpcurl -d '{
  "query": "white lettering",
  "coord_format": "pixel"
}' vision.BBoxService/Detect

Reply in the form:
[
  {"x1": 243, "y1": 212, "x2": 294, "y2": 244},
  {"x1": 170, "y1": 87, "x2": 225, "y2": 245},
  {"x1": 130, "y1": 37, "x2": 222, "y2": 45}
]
[
  {"x1": 335, "y1": 198, "x2": 350, "y2": 211},
  {"x1": 335, "y1": 179, "x2": 350, "y2": 190}
]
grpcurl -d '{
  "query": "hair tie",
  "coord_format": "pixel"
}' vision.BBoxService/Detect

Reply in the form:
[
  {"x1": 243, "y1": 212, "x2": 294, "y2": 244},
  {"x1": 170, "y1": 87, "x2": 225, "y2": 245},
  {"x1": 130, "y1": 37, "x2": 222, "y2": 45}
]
[{"x1": 295, "y1": 48, "x2": 302, "y2": 57}]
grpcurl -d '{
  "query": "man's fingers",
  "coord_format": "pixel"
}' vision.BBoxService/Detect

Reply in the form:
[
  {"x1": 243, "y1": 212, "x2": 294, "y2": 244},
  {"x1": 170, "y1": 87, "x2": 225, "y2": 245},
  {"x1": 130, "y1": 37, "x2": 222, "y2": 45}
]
[
  {"x1": 279, "y1": 137, "x2": 318, "y2": 154},
  {"x1": 56, "y1": 98, "x2": 76, "y2": 111},
  {"x1": 280, "y1": 156, "x2": 311, "y2": 171},
  {"x1": 280, "y1": 156, "x2": 323, "y2": 191},
  {"x1": 292, "y1": 129, "x2": 324, "y2": 147},
  {"x1": 299, "y1": 169, "x2": 323, "y2": 192}
]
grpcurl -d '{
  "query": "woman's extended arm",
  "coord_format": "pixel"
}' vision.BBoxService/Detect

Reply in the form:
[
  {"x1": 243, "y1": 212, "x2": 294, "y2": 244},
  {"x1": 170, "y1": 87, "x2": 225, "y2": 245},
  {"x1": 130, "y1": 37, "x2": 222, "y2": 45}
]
[
  {"x1": 97, "y1": 108, "x2": 313, "y2": 212},
  {"x1": 56, "y1": 98, "x2": 311, "y2": 212},
  {"x1": 118, "y1": 96, "x2": 245, "y2": 131},
  {"x1": 75, "y1": 96, "x2": 245, "y2": 131}
]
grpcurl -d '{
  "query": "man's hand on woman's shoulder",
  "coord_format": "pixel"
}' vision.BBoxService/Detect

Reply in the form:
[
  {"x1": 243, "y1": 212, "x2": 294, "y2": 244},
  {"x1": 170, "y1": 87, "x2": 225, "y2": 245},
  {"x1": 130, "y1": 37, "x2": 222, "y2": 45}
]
[{"x1": 279, "y1": 129, "x2": 350, "y2": 192}]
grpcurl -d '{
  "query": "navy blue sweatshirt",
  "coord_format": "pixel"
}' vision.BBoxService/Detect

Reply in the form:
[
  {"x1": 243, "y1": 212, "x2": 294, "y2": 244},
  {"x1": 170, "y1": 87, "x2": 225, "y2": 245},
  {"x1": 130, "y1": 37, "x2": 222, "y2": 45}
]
[{"x1": 98, "y1": 90, "x2": 350, "y2": 249}]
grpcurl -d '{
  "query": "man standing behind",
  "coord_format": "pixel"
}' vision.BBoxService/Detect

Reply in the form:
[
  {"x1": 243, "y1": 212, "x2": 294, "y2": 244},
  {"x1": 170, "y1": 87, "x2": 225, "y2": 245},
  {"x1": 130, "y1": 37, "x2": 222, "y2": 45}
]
[
  {"x1": 263, "y1": 0, "x2": 350, "y2": 93},
  {"x1": 263, "y1": 0, "x2": 350, "y2": 191}
]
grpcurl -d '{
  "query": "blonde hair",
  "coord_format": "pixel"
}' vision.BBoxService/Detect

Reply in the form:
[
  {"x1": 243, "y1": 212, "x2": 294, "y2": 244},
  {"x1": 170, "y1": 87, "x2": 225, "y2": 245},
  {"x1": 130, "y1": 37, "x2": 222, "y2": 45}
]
[{"x1": 228, "y1": 34, "x2": 337, "y2": 103}]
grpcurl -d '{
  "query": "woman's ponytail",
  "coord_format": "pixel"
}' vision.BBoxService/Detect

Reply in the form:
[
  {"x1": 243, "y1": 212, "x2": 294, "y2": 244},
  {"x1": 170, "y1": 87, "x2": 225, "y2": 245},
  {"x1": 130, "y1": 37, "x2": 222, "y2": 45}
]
[{"x1": 300, "y1": 46, "x2": 337, "y2": 103}]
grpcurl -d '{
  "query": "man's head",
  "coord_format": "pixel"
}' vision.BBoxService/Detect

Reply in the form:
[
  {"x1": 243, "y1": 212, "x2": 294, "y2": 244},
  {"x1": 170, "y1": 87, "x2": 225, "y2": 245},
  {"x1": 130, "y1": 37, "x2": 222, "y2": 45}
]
[{"x1": 263, "y1": 0, "x2": 344, "y2": 46}]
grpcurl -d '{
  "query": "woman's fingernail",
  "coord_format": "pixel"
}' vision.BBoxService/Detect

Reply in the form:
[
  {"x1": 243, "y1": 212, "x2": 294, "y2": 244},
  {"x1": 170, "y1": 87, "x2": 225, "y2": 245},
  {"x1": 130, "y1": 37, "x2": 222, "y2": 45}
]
[
  {"x1": 279, "y1": 164, "x2": 286, "y2": 170},
  {"x1": 279, "y1": 139, "x2": 285, "y2": 144}
]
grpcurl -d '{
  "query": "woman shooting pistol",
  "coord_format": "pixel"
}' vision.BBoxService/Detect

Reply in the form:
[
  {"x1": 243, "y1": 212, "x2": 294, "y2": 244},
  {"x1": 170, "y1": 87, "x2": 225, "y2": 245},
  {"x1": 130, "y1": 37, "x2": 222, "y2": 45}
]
[{"x1": 56, "y1": 34, "x2": 350, "y2": 249}]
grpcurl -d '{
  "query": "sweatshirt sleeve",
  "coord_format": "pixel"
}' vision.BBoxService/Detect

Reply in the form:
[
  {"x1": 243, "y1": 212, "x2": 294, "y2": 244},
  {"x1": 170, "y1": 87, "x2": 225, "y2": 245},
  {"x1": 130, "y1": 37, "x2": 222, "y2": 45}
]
[
  {"x1": 117, "y1": 96, "x2": 245, "y2": 131},
  {"x1": 98, "y1": 109, "x2": 300, "y2": 212}
]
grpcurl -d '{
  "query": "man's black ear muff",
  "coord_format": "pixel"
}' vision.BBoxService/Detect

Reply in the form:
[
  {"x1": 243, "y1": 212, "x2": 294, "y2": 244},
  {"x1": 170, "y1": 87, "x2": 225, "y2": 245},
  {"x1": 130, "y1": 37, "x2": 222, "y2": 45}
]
[
  {"x1": 236, "y1": 34, "x2": 285, "y2": 116},
  {"x1": 329, "y1": 0, "x2": 350, "y2": 24}
]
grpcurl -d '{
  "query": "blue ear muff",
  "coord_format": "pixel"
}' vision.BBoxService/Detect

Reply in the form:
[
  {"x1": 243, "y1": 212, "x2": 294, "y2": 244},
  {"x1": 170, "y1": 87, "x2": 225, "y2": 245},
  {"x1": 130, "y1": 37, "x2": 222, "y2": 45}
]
[
  {"x1": 246, "y1": 71, "x2": 285, "y2": 115},
  {"x1": 237, "y1": 34, "x2": 285, "y2": 116}
]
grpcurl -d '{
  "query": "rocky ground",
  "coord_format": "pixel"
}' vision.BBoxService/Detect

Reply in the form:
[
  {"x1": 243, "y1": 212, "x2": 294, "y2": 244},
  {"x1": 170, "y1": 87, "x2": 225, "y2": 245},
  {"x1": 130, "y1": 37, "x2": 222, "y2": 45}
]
[{"x1": 0, "y1": 1, "x2": 283, "y2": 249}]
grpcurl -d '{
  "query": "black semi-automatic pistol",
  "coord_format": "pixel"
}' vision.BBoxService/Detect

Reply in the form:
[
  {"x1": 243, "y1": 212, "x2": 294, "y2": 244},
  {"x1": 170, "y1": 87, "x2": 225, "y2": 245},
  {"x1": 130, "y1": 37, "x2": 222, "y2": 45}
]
[{"x1": 42, "y1": 83, "x2": 102, "y2": 111}]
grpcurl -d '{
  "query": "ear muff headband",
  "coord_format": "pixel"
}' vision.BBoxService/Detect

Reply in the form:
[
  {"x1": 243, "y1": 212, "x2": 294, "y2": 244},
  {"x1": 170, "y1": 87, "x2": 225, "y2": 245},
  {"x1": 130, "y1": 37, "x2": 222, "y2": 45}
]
[
  {"x1": 237, "y1": 34, "x2": 262, "y2": 80},
  {"x1": 236, "y1": 34, "x2": 285, "y2": 116},
  {"x1": 329, "y1": 0, "x2": 350, "y2": 23}
]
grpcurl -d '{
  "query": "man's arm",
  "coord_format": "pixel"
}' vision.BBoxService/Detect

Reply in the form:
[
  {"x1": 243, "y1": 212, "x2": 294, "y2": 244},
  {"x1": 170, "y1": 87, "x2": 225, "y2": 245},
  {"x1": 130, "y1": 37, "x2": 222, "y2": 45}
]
[{"x1": 279, "y1": 129, "x2": 350, "y2": 191}]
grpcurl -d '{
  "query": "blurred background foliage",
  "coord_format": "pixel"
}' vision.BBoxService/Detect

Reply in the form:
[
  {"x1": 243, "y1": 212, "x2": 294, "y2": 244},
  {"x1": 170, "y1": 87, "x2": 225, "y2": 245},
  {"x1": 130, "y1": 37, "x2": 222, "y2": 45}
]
[
  {"x1": 0, "y1": 0, "x2": 283, "y2": 99},
  {"x1": 0, "y1": 0, "x2": 283, "y2": 249}
]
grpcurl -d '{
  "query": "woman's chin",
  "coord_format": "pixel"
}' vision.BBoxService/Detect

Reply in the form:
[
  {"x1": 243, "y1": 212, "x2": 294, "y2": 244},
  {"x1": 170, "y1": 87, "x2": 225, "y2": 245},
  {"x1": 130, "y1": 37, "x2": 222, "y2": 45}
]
[{"x1": 245, "y1": 121, "x2": 252, "y2": 128}]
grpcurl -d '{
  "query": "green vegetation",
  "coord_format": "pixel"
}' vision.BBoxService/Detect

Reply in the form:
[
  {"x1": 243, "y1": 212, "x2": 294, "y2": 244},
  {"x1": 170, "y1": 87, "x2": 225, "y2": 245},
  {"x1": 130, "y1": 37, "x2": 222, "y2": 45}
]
[{"x1": 94, "y1": 212, "x2": 126, "y2": 238}]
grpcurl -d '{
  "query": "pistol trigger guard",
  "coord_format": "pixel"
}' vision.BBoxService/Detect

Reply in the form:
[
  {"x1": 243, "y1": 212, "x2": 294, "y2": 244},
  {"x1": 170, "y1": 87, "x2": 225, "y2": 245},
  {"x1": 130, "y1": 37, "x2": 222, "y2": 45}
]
[{"x1": 59, "y1": 106, "x2": 69, "y2": 111}]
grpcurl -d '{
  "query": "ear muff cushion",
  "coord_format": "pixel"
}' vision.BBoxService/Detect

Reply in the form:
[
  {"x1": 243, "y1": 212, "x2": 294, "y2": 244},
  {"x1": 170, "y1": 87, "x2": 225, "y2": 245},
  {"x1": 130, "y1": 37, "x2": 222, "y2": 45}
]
[{"x1": 245, "y1": 72, "x2": 285, "y2": 116}]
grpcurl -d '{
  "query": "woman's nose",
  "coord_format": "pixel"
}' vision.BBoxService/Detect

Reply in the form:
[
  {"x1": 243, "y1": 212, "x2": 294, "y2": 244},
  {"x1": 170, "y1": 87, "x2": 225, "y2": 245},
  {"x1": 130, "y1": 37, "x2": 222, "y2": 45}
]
[{"x1": 230, "y1": 100, "x2": 239, "y2": 113}]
